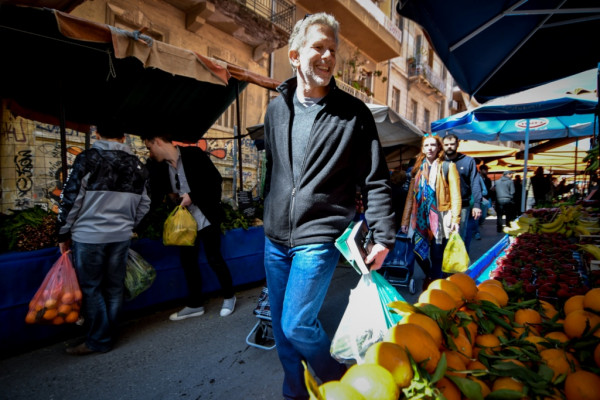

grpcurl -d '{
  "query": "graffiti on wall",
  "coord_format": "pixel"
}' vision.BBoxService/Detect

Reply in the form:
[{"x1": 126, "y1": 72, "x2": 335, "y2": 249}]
[{"x1": 1, "y1": 111, "x2": 262, "y2": 213}]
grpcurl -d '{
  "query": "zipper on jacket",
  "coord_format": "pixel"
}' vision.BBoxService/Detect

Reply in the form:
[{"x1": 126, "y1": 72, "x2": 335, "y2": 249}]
[{"x1": 289, "y1": 187, "x2": 296, "y2": 247}]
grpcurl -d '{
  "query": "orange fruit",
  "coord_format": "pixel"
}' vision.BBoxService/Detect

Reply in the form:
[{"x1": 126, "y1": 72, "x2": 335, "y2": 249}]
[
  {"x1": 469, "y1": 376, "x2": 491, "y2": 398},
  {"x1": 341, "y1": 363, "x2": 399, "y2": 400},
  {"x1": 436, "y1": 377, "x2": 461, "y2": 400},
  {"x1": 583, "y1": 287, "x2": 600, "y2": 313},
  {"x1": 540, "y1": 300, "x2": 558, "y2": 319},
  {"x1": 25, "y1": 311, "x2": 37, "y2": 324},
  {"x1": 564, "y1": 370, "x2": 600, "y2": 400},
  {"x1": 594, "y1": 342, "x2": 600, "y2": 368},
  {"x1": 563, "y1": 309, "x2": 600, "y2": 339},
  {"x1": 58, "y1": 304, "x2": 72, "y2": 315},
  {"x1": 399, "y1": 312, "x2": 443, "y2": 348},
  {"x1": 42, "y1": 308, "x2": 58, "y2": 320},
  {"x1": 386, "y1": 323, "x2": 441, "y2": 373},
  {"x1": 479, "y1": 279, "x2": 503, "y2": 288},
  {"x1": 467, "y1": 360, "x2": 487, "y2": 371},
  {"x1": 52, "y1": 316, "x2": 65, "y2": 325},
  {"x1": 74, "y1": 290, "x2": 83, "y2": 301},
  {"x1": 318, "y1": 381, "x2": 365, "y2": 400},
  {"x1": 524, "y1": 334, "x2": 546, "y2": 351},
  {"x1": 449, "y1": 332, "x2": 472, "y2": 364},
  {"x1": 540, "y1": 348, "x2": 578, "y2": 380},
  {"x1": 61, "y1": 292, "x2": 74, "y2": 304},
  {"x1": 474, "y1": 334, "x2": 501, "y2": 358},
  {"x1": 443, "y1": 350, "x2": 467, "y2": 377},
  {"x1": 475, "y1": 290, "x2": 500, "y2": 307},
  {"x1": 492, "y1": 376, "x2": 524, "y2": 393},
  {"x1": 515, "y1": 308, "x2": 543, "y2": 326},
  {"x1": 429, "y1": 279, "x2": 464, "y2": 307},
  {"x1": 418, "y1": 289, "x2": 457, "y2": 311},
  {"x1": 544, "y1": 331, "x2": 569, "y2": 344},
  {"x1": 477, "y1": 283, "x2": 509, "y2": 307},
  {"x1": 492, "y1": 325, "x2": 508, "y2": 340},
  {"x1": 65, "y1": 311, "x2": 79, "y2": 323},
  {"x1": 44, "y1": 298, "x2": 58, "y2": 309},
  {"x1": 563, "y1": 295, "x2": 585, "y2": 316},
  {"x1": 447, "y1": 273, "x2": 478, "y2": 301},
  {"x1": 363, "y1": 342, "x2": 413, "y2": 388},
  {"x1": 512, "y1": 325, "x2": 539, "y2": 339}
]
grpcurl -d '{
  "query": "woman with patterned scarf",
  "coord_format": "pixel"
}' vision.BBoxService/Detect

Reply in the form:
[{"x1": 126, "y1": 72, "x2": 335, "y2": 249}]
[{"x1": 400, "y1": 135, "x2": 462, "y2": 289}]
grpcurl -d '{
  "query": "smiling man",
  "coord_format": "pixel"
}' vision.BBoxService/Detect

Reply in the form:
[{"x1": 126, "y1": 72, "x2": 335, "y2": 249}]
[{"x1": 262, "y1": 13, "x2": 395, "y2": 400}]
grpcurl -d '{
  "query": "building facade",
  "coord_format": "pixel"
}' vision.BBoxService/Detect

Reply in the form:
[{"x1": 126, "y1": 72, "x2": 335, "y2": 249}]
[{"x1": 0, "y1": 0, "x2": 472, "y2": 214}]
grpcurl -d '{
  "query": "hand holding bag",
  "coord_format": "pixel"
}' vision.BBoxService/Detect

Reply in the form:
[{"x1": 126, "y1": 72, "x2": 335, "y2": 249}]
[
  {"x1": 442, "y1": 231, "x2": 469, "y2": 273},
  {"x1": 163, "y1": 205, "x2": 197, "y2": 246},
  {"x1": 25, "y1": 251, "x2": 82, "y2": 325}
]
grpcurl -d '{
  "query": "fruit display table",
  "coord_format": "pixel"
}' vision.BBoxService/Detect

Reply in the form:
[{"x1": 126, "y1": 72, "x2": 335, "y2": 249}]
[{"x1": 0, "y1": 226, "x2": 265, "y2": 354}]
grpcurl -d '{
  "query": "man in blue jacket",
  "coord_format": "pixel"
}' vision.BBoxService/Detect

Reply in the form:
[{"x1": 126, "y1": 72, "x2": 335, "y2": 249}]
[
  {"x1": 58, "y1": 124, "x2": 150, "y2": 355},
  {"x1": 262, "y1": 13, "x2": 395, "y2": 400}
]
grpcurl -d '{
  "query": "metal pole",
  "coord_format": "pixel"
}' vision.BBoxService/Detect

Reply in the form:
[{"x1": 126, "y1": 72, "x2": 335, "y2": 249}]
[
  {"x1": 235, "y1": 82, "x2": 243, "y2": 190},
  {"x1": 59, "y1": 81, "x2": 68, "y2": 184},
  {"x1": 520, "y1": 119, "x2": 531, "y2": 213}
]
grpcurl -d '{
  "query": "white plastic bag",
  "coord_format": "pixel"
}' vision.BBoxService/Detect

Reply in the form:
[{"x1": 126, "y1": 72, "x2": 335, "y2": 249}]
[{"x1": 330, "y1": 273, "x2": 387, "y2": 364}]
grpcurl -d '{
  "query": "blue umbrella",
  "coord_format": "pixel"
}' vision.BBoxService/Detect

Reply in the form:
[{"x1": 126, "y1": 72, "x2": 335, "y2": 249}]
[
  {"x1": 396, "y1": 0, "x2": 600, "y2": 103},
  {"x1": 432, "y1": 68, "x2": 598, "y2": 211}
]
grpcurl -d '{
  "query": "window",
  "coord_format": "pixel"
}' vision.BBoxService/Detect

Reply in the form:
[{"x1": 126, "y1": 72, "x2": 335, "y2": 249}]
[
  {"x1": 411, "y1": 100, "x2": 418, "y2": 124},
  {"x1": 424, "y1": 108, "x2": 430, "y2": 131},
  {"x1": 214, "y1": 91, "x2": 246, "y2": 132},
  {"x1": 396, "y1": 15, "x2": 404, "y2": 31},
  {"x1": 391, "y1": 87, "x2": 401, "y2": 114}
]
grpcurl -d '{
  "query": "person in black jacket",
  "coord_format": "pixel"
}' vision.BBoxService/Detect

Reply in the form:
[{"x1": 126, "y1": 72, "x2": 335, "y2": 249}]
[
  {"x1": 495, "y1": 171, "x2": 516, "y2": 232},
  {"x1": 143, "y1": 135, "x2": 235, "y2": 321},
  {"x1": 58, "y1": 125, "x2": 150, "y2": 355},
  {"x1": 263, "y1": 13, "x2": 395, "y2": 400}
]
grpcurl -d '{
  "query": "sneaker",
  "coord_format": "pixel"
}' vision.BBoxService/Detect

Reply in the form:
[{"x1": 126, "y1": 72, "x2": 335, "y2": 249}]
[
  {"x1": 220, "y1": 296, "x2": 236, "y2": 317},
  {"x1": 169, "y1": 306, "x2": 205, "y2": 321}
]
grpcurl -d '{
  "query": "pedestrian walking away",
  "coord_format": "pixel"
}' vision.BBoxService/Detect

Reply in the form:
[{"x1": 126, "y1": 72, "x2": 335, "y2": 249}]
[
  {"x1": 143, "y1": 134, "x2": 236, "y2": 321},
  {"x1": 494, "y1": 170, "x2": 516, "y2": 232},
  {"x1": 57, "y1": 123, "x2": 151, "y2": 355},
  {"x1": 262, "y1": 12, "x2": 395, "y2": 400}
]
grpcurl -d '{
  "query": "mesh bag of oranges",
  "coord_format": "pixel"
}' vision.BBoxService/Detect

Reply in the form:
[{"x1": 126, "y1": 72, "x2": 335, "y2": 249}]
[{"x1": 25, "y1": 251, "x2": 82, "y2": 325}]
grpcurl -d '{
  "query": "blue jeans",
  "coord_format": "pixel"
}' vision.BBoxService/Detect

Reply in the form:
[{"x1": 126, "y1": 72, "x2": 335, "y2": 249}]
[
  {"x1": 72, "y1": 240, "x2": 130, "y2": 352},
  {"x1": 459, "y1": 207, "x2": 474, "y2": 253},
  {"x1": 264, "y1": 238, "x2": 346, "y2": 400}
]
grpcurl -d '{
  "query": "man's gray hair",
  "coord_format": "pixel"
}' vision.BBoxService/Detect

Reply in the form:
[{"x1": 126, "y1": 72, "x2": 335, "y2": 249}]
[{"x1": 288, "y1": 13, "x2": 339, "y2": 71}]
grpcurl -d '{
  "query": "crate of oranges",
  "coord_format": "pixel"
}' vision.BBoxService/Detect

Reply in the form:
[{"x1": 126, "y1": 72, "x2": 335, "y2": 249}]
[{"x1": 25, "y1": 251, "x2": 82, "y2": 325}]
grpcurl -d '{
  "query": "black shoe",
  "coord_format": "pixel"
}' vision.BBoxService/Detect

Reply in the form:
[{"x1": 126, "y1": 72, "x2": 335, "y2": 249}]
[{"x1": 65, "y1": 342, "x2": 96, "y2": 356}]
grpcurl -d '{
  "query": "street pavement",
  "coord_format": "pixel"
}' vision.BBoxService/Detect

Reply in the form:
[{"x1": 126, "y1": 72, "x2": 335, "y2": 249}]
[{"x1": 0, "y1": 218, "x2": 505, "y2": 400}]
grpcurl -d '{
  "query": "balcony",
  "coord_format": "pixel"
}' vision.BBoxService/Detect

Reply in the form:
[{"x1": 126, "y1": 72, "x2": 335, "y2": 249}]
[
  {"x1": 335, "y1": 78, "x2": 374, "y2": 104},
  {"x1": 408, "y1": 61, "x2": 446, "y2": 98},
  {"x1": 295, "y1": 0, "x2": 402, "y2": 62},
  {"x1": 167, "y1": 0, "x2": 295, "y2": 58}
]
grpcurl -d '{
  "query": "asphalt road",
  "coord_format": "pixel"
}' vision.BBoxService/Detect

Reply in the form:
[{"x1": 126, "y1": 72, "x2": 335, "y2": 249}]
[{"x1": 0, "y1": 219, "x2": 505, "y2": 400}]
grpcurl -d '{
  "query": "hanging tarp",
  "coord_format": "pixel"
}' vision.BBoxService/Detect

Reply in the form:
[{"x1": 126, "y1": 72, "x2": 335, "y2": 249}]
[{"x1": 0, "y1": 4, "x2": 279, "y2": 142}]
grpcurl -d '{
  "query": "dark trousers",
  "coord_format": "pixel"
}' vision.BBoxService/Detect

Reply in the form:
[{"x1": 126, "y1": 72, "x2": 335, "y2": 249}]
[
  {"x1": 179, "y1": 225, "x2": 234, "y2": 307},
  {"x1": 496, "y1": 200, "x2": 515, "y2": 231},
  {"x1": 415, "y1": 237, "x2": 447, "y2": 281}
]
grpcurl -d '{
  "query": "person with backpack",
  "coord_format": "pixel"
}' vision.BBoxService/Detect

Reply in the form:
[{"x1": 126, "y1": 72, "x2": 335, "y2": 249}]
[{"x1": 401, "y1": 135, "x2": 462, "y2": 288}]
